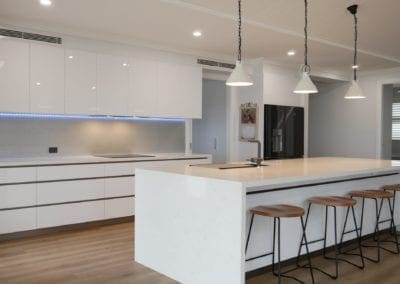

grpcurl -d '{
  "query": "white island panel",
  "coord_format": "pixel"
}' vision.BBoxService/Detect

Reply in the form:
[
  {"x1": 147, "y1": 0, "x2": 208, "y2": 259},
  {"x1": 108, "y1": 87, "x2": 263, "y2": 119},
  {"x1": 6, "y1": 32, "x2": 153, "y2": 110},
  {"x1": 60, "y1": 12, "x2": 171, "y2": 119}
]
[{"x1": 135, "y1": 169, "x2": 245, "y2": 284}]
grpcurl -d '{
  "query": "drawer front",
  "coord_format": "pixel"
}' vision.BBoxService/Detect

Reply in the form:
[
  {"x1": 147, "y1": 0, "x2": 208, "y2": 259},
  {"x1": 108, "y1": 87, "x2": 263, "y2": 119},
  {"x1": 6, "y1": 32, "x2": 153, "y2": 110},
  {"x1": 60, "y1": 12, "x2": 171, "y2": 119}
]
[
  {"x1": 37, "y1": 179, "x2": 104, "y2": 205},
  {"x1": 0, "y1": 208, "x2": 36, "y2": 234},
  {"x1": 37, "y1": 164, "x2": 104, "y2": 181},
  {"x1": 105, "y1": 197, "x2": 135, "y2": 219},
  {"x1": 0, "y1": 167, "x2": 36, "y2": 184},
  {"x1": 105, "y1": 177, "x2": 135, "y2": 198},
  {"x1": 37, "y1": 200, "x2": 104, "y2": 228},
  {"x1": 104, "y1": 163, "x2": 136, "y2": 176},
  {"x1": 0, "y1": 184, "x2": 36, "y2": 209}
]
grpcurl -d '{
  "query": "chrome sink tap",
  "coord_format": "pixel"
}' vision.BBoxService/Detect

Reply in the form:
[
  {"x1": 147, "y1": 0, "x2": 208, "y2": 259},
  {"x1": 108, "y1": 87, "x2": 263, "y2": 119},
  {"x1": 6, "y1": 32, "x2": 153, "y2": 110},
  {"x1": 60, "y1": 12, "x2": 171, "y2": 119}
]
[{"x1": 247, "y1": 139, "x2": 263, "y2": 167}]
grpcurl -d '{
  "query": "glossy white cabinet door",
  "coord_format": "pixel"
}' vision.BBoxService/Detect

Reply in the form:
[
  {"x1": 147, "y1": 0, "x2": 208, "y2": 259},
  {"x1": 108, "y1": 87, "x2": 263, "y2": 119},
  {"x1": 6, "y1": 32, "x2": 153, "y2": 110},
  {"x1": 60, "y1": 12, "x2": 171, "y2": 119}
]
[
  {"x1": 97, "y1": 53, "x2": 130, "y2": 115},
  {"x1": 129, "y1": 58, "x2": 158, "y2": 116},
  {"x1": 30, "y1": 43, "x2": 65, "y2": 114},
  {"x1": 157, "y1": 62, "x2": 202, "y2": 118},
  {"x1": 65, "y1": 49, "x2": 97, "y2": 115},
  {"x1": 0, "y1": 38, "x2": 30, "y2": 112}
]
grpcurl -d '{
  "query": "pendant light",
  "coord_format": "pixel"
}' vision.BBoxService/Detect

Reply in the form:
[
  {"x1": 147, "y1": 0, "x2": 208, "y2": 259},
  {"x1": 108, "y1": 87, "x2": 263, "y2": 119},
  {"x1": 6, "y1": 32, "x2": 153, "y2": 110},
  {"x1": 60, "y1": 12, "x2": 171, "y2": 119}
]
[
  {"x1": 226, "y1": 0, "x2": 253, "y2": 87},
  {"x1": 293, "y1": 0, "x2": 318, "y2": 94},
  {"x1": 344, "y1": 4, "x2": 366, "y2": 99}
]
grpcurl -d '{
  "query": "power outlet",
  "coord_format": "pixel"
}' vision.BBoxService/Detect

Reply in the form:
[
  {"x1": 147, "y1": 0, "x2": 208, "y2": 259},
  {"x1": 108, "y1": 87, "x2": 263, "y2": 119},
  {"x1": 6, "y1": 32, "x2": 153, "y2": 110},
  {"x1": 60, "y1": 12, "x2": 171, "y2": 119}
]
[{"x1": 49, "y1": 147, "x2": 58, "y2": 154}]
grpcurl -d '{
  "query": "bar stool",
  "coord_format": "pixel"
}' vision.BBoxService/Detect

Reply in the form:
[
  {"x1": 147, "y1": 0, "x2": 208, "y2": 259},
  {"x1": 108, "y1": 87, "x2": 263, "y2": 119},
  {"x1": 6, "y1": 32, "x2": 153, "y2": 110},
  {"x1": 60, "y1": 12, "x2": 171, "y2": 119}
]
[
  {"x1": 297, "y1": 196, "x2": 364, "y2": 280},
  {"x1": 347, "y1": 189, "x2": 400, "y2": 262},
  {"x1": 245, "y1": 204, "x2": 314, "y2": 284}
]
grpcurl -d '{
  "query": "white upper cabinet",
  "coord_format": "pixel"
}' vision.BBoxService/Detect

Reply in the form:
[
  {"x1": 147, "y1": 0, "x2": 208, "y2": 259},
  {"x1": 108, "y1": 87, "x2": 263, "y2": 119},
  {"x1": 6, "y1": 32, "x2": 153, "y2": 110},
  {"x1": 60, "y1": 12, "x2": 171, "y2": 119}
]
[
  {"x1": 129, "y1": 58, "x2": 159, "y2": 117},
  {"x1": 157, "y1": 62, "x2": 202, "y2": 118},
  {"x1": 65, "y1": 49, "x2": 97, "y2": 115},
  {"x1": 97, "y1": 53, "x2": 130, "y2": 115},
  {"x1": 30, "y1": 43, "x2": 65, "y2": 114},
  {"x1": 0, "y1": 38, "x2": 30, "y2": 112}
]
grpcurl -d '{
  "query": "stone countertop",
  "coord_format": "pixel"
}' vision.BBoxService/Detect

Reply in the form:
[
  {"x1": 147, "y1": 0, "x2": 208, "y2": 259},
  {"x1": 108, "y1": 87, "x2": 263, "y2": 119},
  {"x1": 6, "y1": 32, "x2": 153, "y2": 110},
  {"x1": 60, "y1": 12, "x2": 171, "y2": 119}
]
[
  {"x1": 0, "y1": 153, "x2": 211, "y2": 168},
  {"x1": 137, "y1": 157, "x2": 400, "y2": 189}
]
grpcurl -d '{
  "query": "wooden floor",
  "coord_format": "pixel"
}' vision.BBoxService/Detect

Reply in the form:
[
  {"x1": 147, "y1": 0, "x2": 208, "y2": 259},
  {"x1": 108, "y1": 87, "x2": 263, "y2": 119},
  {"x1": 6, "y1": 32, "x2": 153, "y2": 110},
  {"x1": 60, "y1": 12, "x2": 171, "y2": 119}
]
[{"x1": 0, "y1": 221, "x2": 399, "y2": 284}]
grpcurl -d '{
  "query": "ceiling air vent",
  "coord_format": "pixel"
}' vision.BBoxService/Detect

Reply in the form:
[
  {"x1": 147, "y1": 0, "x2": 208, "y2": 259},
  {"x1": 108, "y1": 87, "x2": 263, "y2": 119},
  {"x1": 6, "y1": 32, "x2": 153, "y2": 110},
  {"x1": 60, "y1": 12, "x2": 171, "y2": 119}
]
[
  {"x1": 197, "y1": 59, "x2": 235, "y2": 69},
  {"x1": 0, "y1": 29, "x2": 23, "y2": 39},
  {"x1": 0, "y1": 28, "x2": 62, "y2": 44}
]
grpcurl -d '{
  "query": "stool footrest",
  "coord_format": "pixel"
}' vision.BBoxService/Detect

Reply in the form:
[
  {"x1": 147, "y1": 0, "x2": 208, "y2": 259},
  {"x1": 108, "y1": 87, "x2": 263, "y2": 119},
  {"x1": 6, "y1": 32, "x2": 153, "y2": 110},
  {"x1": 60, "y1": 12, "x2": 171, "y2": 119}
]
[{"x1": 245, "y1": 252, "x2": 273, "y2": 262}]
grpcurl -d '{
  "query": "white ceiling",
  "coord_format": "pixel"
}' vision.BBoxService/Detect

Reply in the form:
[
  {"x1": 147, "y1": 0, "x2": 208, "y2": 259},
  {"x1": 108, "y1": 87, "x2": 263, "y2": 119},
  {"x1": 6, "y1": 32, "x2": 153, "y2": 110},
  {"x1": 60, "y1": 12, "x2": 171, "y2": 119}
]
[{"x1": 0, "y1": 0, "x2": 399, "y2": 74}]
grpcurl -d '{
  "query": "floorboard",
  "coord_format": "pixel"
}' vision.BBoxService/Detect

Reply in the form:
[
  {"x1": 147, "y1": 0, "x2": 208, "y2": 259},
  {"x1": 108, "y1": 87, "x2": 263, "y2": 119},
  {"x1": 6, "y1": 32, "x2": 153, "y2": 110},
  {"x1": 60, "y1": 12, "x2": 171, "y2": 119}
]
[{"x1": 0, "y1": 221, "x2": 399, "y2": 283}]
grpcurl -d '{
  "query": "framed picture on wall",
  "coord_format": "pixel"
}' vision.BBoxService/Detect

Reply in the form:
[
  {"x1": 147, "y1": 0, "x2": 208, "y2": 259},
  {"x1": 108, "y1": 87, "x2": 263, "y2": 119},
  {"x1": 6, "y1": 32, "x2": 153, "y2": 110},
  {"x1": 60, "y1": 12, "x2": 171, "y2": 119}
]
[{"x1": 239, "y1": 103, "x2": 258, "y2": 141}]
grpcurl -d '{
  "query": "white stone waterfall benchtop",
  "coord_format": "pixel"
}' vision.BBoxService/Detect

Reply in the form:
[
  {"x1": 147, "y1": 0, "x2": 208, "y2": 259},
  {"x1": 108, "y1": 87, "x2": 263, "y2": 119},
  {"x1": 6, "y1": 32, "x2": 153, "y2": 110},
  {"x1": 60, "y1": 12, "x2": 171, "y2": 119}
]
[
  {"x1": 134, "y1": 157, "x2": 400, "y2": 284},
  {"x1": 140, "y1": 157, "x2": 400, "y2": 189}
]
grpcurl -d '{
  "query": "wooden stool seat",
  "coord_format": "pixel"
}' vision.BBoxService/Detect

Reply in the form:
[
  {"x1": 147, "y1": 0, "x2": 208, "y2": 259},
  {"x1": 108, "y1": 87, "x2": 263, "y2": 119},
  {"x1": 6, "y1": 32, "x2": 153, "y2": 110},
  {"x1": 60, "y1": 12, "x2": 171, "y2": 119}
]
[
  {"x1": 250, "y1": 204, "x2": 305, "y2": 218},
  {"x1": 382, "y1": 184, "x2": 400, "y2": 191},
  {"x1": 349, "y1": 189, "x2": 394, "y2": 199},
  {"x1": 308, "y1": 196, "x2": 356, "y2": 207}
]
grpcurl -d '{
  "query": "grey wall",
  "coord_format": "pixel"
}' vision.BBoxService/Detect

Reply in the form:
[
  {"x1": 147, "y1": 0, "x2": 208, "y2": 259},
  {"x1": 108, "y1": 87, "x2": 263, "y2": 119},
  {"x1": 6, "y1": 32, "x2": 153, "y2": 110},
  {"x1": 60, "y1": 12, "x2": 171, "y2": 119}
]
[
  {"x1": 0, "y1": 117, "x2": 185, "y2": 157},
  {"x1": 193, "y1": 79, "x2": 227, "y2": 163},
  {"x1": 308, "y1": 81, "x2": 377, "y2": 158}
]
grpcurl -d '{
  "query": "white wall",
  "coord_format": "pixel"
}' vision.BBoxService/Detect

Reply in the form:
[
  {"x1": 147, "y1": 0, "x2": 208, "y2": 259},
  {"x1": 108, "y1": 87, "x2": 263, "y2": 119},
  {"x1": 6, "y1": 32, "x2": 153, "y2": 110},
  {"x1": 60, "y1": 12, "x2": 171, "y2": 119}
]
[{"x1": 308, "y1": 67, "x2": 400, "y2": 159}]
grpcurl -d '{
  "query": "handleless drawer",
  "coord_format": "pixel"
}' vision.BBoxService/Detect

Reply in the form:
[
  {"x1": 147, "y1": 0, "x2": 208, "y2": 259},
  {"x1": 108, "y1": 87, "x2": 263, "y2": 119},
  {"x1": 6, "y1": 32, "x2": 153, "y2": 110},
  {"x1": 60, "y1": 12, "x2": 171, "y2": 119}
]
[
  {"x1": 104, "y1": 163, "x2": 136, "y2": 176},
  {"x1": 0, "y1": 184, "x2": 36, "y2": 209},
  {"x1": 0, "y1": 167, "x2": 36, "y2": 184},
  {"x1": 37, "y1": 164, "x2": 105, "y2": 181},
  {"x1": 105, "y1": 197, "x2": 135, "y2": 219},
  {"x1": 37, "y1": 179, "x2": 105, "y2": 205},
  {"x1": 37, "y1": 200, "x2": 104, "y2": 228},
  {"x1": 0, "y1": 208, "x2": 36, "y2": 234},
  {"x1": 105, "y1": 176, "x2": 134, "y2": 198}
]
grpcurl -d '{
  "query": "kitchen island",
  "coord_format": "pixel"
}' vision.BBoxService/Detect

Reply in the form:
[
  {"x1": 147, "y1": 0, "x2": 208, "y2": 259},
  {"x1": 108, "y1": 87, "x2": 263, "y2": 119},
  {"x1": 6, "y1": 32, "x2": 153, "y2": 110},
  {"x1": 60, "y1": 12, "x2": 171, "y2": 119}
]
[{"x1": 135, "y1": 157, "x2": 400, "y2": 284}]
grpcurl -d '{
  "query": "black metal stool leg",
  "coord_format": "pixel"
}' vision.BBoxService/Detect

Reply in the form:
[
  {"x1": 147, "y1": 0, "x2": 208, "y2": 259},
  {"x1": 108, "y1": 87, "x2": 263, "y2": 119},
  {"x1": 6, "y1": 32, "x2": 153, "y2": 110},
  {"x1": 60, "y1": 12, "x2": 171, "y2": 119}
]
[
  {"x1": 300, "y1": 216, "x2": 315, "y2": 284},
  {"x1": 351, "y1": 205, "x2": 365, "y2": 268},
  {"x1": 245, "y1": 213, "x2": 254, "y2": 254}
]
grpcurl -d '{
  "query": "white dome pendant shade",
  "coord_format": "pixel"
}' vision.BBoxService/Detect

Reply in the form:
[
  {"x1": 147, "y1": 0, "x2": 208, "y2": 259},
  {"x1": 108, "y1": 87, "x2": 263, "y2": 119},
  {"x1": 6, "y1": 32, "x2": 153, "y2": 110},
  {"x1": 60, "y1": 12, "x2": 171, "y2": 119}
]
[
  {"x1": 226, "y1": 61, "x2": 253, "y2": 86},
  {"x1": 293, "y1": 0, "x2": 318, "y2": 95},
  {"x1": 344, "y1": 80, "x2": 365, "y2": 99},
  {"x1": 226, "y1": 0, "x2": 253, "y2": 87},
  {"x1": 293, "y1": 71, "x2": 318, "y2": 94}
]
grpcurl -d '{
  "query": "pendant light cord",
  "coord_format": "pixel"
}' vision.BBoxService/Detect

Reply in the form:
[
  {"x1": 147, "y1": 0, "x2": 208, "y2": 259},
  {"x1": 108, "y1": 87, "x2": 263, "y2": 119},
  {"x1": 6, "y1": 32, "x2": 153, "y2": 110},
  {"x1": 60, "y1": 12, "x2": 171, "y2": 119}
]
[
  {"x1": 238, "y1": 0, "x2": 242, "y2": 62},
  {"x1": 353, "y1": 12, "x2": 358, "y2": 81},
  {"x1": 304, "y1": 0, "x2": 308, "y2": 69}
]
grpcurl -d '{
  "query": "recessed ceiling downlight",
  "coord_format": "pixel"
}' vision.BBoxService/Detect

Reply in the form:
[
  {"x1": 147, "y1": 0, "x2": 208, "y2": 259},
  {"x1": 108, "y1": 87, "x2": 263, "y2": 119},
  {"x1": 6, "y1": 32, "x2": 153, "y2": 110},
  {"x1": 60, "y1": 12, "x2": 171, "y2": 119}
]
[
  {"x1": 40, "y1": 0, "x2": 52, "y2": 6},
  {"x1": 287, "y1": 50, "x2": 296, "y2": 56},
  {"x1": 192, "y1": 30, "x2": 202, "y2": 37}
]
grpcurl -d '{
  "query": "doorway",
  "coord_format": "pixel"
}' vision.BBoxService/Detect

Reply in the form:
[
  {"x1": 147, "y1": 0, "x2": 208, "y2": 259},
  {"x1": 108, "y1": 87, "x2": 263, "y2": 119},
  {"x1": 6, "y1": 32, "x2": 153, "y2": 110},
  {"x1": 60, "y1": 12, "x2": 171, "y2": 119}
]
[
  {"x1": 381, "y1": 84, "x2": 400, "y2": 160},
  {"x1": 192, "y1": 79, "x2": 227, "y2": 163}
]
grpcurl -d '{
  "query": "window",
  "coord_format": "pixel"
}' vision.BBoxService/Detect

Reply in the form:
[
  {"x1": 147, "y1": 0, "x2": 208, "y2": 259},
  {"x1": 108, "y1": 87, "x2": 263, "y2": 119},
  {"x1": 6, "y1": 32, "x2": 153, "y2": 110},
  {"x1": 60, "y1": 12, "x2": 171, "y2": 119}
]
[{"x1": 392, "y1": 103, "x2": 400, "y2": 140}]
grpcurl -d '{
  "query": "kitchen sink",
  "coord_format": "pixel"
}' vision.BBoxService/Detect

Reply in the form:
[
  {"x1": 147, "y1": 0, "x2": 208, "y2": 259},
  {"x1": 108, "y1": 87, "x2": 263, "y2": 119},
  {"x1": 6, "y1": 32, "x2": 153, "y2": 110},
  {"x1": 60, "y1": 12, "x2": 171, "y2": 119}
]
[{"x1": 94, "y1": 154, "x2": 156, "y2": 159}]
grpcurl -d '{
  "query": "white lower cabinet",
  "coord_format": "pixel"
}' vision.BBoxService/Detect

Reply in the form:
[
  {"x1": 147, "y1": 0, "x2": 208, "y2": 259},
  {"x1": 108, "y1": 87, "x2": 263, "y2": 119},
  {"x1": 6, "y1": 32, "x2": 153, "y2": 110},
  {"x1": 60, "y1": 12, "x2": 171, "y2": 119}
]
[
  {"x1": 105, "y1": 197, "x2": 135, "y2": 219},
  {"x1": 0, "y1": 208, "x2": 36, "y2": 234},
  {"x1": 0, "y1": 157, "x2": 210, "y2": 235},
  {"x1": 0, "y1": 184, "x2": 36, "y2": 209},
  {"x1": 37, "y1": 200, "x2": 104, "y2": 229},
  {"x1": 37, "y1": 179, "x2": 104, "y2": 204}
]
